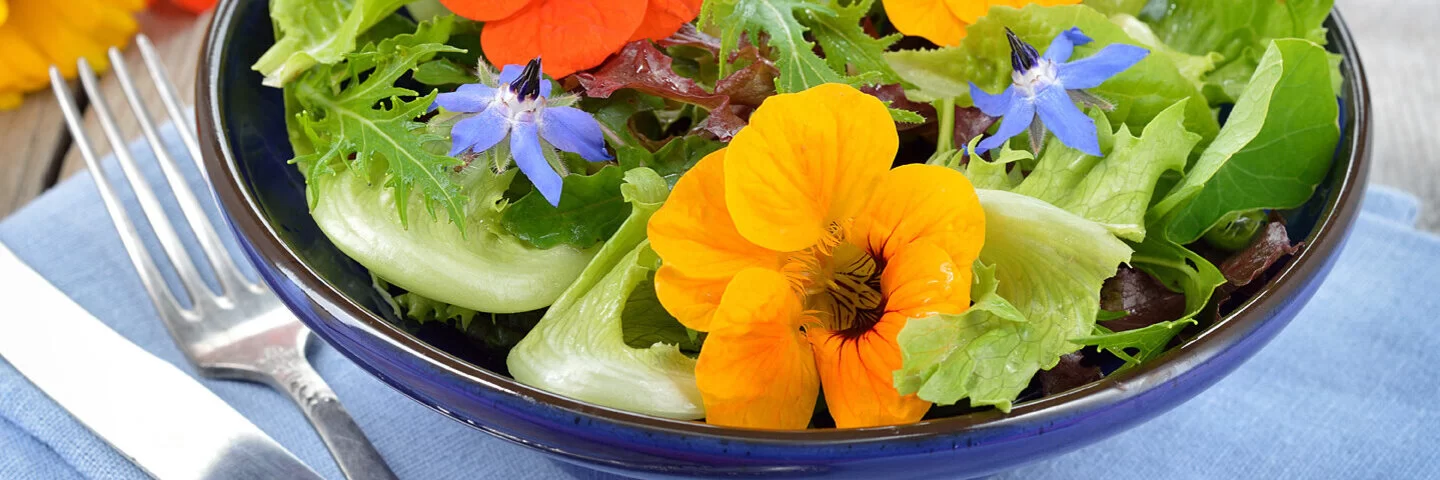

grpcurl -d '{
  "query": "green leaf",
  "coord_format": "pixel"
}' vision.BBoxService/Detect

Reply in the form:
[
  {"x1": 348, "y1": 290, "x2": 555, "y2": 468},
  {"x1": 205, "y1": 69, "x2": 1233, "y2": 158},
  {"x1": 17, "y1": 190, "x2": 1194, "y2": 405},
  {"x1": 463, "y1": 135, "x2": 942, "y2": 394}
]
[
  {"x1": 501, "y1": 166, "x2": 630, "y2": 250},
  {"x1": 962, "y1": 139, "x2": 1032, "y2": 191},
  {"x1": 1156, "y1": 39, "x2": 1340, "y2": 244},
  {"x1": 616, "y1": 136, "x2": 725, "y2": 188},
  {"x1": 800, "y1": 0, "x2": 902, "y2": 84},
  {"x1": 1110, "y1": 13, "x2": 1221, "y2": 93},
  {"x1": 1074, "y1": 319, "x2": 1196, "y2": 369},
  {"x1": 1012, "y1": 101, "x2": 1198, "y2": 242},
  {"x1": 1129, "y1": 230, "x2": 1225, "y2": 320},
  {"x1": 309, "y1": 163, "x2": 598, "y2": 313},
  {"x1": 1082, "y1": 0, "x2": 1148, "y2": 15},
  {"x1": 253, "y1": 0, "x2": 413, "y2": 87},
  {"x1": 582, "y1": 90, "x2": 669, "y2": 149},
  {"x1": 889, "y1": 107, "x2": 927, "y2": 124},
  {"x1": 1147, "y1": 0, "x2": 1332, "y2": 103},
  {"x1": 293, "y1": 18, "x2": 468, "y2": 227},
  {"x1": 508, "y1": 169, "x2": 706, "y2": 420},
  {"x1": 622, "y1": 271, "x2": 704, "y2": 352},
  {"x1": 894, "y1": 189, "x2": 1132, "y2": 412},
  {"x1": 885, "y1": 4, "x2": 1220, "y2": 144},
  {"x1": 701, "y1": 0, "x2": 886, "y2": 93},
  {"x1": 413, "y1": 58, "x2": 475, "y2": 86}
]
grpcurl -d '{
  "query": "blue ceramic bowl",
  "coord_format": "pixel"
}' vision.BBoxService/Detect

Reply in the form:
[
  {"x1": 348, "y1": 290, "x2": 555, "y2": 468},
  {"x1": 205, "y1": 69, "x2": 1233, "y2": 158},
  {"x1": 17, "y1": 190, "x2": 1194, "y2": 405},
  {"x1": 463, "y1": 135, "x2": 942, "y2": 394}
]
[{"x1": 197, "y1": 2, "x2": 1372, "y2": 477}]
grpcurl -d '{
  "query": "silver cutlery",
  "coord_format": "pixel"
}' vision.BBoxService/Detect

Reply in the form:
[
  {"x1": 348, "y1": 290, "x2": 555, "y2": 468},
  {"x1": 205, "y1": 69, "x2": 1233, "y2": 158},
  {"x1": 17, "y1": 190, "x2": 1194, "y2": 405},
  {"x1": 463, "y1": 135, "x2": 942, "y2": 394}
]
[
  {"x1": 48, "y1": 34, "x2": 399, "y2": 480},
  {"x1": 0, "y1": 244, "x2": 322, "y2": 480}
]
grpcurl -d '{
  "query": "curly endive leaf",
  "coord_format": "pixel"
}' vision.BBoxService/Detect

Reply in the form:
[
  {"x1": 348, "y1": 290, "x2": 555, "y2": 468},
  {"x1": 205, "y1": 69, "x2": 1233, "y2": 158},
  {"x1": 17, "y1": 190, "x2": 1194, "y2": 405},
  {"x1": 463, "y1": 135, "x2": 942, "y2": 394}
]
[
  {"x1": 253, "y1": 0, "x2": 412, "y2": 87},
  {"x1": 293, "y1": 18, "x2": 467, "y2": 227},
  {"x1": 700, "y1": 0, "x2": 893, "y2": 93}
]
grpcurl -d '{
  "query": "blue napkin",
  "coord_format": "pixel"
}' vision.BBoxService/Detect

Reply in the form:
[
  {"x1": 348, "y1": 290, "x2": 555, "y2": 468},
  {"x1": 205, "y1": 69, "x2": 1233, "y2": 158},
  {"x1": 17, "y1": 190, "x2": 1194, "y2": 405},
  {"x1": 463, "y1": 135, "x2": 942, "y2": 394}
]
[{"x1": 1, "y1": 124, "x2": 1436, "y2": 479}]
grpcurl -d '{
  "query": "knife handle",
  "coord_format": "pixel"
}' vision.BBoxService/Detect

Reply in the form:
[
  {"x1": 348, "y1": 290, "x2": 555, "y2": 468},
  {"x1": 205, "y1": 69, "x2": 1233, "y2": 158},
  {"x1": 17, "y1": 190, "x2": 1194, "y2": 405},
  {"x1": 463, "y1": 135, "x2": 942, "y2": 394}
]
[{"x1": 263, "y1": 352, "x2": 400, "y2": 480}]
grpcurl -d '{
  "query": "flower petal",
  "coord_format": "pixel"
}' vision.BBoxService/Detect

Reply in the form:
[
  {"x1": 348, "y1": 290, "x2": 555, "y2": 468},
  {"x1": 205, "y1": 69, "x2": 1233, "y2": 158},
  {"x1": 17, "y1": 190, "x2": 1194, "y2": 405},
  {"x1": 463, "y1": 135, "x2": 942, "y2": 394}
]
[
  {"x1": 1056, "y1": 44, "x2": 1149, "y2": 90},
  {"x1": 628, "y1": 0, "x2": 703, "y2": 42},
  {"x1": 438, "y1": 0, "x2": 535, "y2": 21},
  {"x1": 883, "y1": 0, "x2": 967, "y2": 47},
  {"x1": 975, "y1": 96, "x2": 1035, "y2": 154},
  {"x1": 497, "y1": 64, "x2": 553, "y2": 97},
  {"x1": 1042, "y1": 27, "x2": 1093, "y2": 63},
  {"x1": 539, "y1": 106, "x2": 612, "y2": 161},
  {"x1": 853, "y1": 164, "x2": 986, "y2": 268},
  {"x1": 435, "y1": 83, "x2": 497, "y2": 113},
  {"x1": 696, "y1": 268, "x2": 819, "y2": 429},
  {"x1": 969, "y1": 83, "x2": 1014, "y2": 117},
  {"x1": 481, "y1": 0, "x2": 649, "y2": 78},
  {"x1": 810, "y1": 314, "x2": 930, "y2": 428},
  {"x1": 650, "y1": 150, "x2": 786, "y2": 329},
  {"x1": 724, "y1": 83, "x2": 897, "y2": 252},
  {"x1": 1033, "y1": 85, "x2": 1101, "y2": 156},
  {"x1": 510, "y1": 121, "x2": 564, "y2": 206},
  {"x1": 880, "y1": 241, "x2": 971, "y2": 319},
  {"x1": 940, "y1": 0, "x2": 985, "y2": 23},
  {"x1": 448, "y1": 107, "x2": 511, "y2": 156}
]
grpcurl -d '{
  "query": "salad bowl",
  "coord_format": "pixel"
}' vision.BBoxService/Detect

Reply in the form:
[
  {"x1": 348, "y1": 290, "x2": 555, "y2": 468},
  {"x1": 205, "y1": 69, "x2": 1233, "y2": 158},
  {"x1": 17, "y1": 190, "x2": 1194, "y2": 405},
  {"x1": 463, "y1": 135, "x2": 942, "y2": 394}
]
[{"x1": 197, "y1": 0, "x2": 1371, "y2": 477}]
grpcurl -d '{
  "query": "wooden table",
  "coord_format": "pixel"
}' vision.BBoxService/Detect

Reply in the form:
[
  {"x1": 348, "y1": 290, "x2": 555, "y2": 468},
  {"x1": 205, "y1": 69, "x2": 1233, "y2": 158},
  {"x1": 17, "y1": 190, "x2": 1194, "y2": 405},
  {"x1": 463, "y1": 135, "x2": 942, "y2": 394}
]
[{"x1": 2, "y1": 1, "x2": 1437, "y2": 230}]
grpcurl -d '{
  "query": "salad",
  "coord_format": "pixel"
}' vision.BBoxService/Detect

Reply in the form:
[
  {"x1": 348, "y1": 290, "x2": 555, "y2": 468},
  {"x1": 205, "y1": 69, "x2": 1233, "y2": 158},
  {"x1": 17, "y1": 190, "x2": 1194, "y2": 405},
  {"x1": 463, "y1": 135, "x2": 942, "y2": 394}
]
[{"x1": 257, "y1": 0, "x2": 1342, "y2": 429}]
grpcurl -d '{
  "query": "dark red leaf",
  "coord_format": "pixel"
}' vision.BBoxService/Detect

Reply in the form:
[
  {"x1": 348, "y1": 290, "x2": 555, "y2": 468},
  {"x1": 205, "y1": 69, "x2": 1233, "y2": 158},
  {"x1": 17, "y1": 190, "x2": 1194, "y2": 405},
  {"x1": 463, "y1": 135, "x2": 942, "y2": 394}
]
[
  {"x1": 1099, "y1": 267, "x2": 1188, "y2": 332},
  {"x1": 715, "y1": 58, "x2": 778, "y2": 106},
  {"x1": 1220, "y1": 219, "x2": 1302, "y2": 287},
  {"x1": 1037, "y1": 353, "x2": 1102, "y2": 396},
  {"x1": 953, "y1": 107, "x2": 998, "y2": 148},
  {"x1": 861, "y1": 84, "x2": 935, "y2": 132},
  {"x1": 655, "y1": 24, "x2": 721, "y2": 56}
]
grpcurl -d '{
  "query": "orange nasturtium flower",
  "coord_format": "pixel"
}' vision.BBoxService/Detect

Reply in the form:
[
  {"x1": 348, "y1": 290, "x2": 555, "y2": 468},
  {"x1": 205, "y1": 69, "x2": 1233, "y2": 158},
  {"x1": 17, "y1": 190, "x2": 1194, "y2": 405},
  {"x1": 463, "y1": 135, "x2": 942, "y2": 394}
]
[
  {"x1": 438, "y1": 0, "x2": 702, "y2": 78},
  {"x1": 881, "y1": 0, "x2": 1080, "y2": 47},
  {"x1": 0, "y1": 0, "x2": 143, "y2": 110},
  {"x1": 647, "y1": 84, "x2": 987, "y2": 429}
]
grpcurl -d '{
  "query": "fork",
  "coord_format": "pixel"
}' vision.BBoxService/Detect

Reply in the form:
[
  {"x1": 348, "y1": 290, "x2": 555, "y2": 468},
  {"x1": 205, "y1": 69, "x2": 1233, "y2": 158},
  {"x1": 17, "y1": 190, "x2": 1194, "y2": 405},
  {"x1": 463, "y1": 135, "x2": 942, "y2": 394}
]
[{"x1": 48, "y1": 35, "x2": 399, "y2": 480}]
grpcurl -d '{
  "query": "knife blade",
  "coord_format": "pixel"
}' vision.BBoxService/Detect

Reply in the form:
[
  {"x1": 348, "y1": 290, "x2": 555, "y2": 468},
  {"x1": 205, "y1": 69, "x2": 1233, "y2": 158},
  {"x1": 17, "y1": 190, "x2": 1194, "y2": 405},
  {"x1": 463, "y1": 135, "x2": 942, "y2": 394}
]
[{"x1": 0, "y1": 243, "x2": 322, "y2": 480}]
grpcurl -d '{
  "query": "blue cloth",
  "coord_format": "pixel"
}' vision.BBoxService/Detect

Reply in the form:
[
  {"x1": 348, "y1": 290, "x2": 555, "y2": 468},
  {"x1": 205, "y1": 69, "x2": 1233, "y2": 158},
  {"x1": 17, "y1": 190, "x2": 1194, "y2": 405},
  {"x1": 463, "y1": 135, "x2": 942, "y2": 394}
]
[{"x1": 0, "y1": 125, "x2": 1436, "y2": 479}]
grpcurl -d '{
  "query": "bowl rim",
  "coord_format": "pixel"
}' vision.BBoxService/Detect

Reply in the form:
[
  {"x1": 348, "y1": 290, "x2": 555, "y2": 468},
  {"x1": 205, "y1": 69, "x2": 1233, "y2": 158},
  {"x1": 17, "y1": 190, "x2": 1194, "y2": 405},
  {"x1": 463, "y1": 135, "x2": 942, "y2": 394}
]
[{"x1": 198, "y1": 2, "x2": 1372, "y2": 445}]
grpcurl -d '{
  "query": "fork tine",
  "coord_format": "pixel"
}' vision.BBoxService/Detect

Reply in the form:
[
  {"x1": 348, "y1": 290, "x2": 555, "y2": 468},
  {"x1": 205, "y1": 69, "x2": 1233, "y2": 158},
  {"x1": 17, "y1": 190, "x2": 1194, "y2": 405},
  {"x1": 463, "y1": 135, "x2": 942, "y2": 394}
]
[
  {"x1": 50, "y1": 66, "x2": 186, "y2": 319},
  {"x1": 76, "y1": 57, "x2": 212, "y2": 309},
  {"x1": 108, "y1": 44, "x2": 251, "y2": 297},
  {"x1": 137, "y1": 36, "x2": 204, "y2": 174}
]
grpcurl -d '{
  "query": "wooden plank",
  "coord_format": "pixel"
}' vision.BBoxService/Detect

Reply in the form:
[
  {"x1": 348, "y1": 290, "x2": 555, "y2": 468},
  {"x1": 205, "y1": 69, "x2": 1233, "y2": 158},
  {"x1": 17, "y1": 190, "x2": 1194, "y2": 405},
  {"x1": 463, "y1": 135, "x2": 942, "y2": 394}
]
[
  {"x1": 0, "y1": 89, "x2": 69, "y2": 219},
  {"x1": 1336, "y1": 0, "x2": 1440, "y2": 231},
  {"x1": 58, "y1": 9, "x2": 213, "y2": 180}
]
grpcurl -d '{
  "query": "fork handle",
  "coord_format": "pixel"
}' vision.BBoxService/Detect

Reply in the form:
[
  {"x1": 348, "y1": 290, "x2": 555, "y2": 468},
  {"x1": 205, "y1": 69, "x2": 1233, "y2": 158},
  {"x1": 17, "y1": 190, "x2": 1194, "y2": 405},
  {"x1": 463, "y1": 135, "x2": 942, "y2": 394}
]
[{"x1": 265, "y1": 357, "x2": 399, "y2": 480}]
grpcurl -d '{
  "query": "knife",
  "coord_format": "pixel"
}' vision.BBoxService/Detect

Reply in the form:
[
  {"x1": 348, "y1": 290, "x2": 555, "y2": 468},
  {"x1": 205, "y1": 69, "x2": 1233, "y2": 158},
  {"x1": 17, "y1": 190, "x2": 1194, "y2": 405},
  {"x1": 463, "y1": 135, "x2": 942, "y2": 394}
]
[{"x1": 0, "y1": 243, "x2": 322, "y2": 480}]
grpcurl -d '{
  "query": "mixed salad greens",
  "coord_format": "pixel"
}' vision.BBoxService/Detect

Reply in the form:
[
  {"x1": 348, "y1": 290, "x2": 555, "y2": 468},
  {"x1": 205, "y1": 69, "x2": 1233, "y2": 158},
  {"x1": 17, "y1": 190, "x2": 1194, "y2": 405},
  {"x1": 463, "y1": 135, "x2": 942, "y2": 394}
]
[{"x1": 258, "y1": 0, "x2": 1343, "y2": 429}]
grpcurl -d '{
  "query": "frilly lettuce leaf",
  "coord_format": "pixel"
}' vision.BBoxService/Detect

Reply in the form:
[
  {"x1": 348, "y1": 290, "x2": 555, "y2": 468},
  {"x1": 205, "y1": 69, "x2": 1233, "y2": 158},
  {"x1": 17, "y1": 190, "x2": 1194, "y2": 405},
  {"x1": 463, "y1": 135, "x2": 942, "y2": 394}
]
[
  {"x1": 1110, "y1": 13, "x2": 1221, "y2": 93},
  {"x1": 310, "y1": 164, "x2": 596, "y2": 313},
  {"x1": 253, "y1": 0, "x2": 413, "y2": 87},
  {"x1": 1153, "y1": 39, "x2": 1340, "y2": 244},
  {"x1": 699, "y1": 0, "x2": 897, "y2": 93},
  {"x1": 1080, "y1": 0, "x2": 1148, "y2": 15},
  {"x1": 1147, "y1": 0, "x2": 1333, "y2": 103},
  {"x1": 292, "y1": 18, "x2": 467, "y2": 227},
  {"x1": 1012, "y1": 101, "x2": 1199, "y2": 242},
  {"x1": 885, "y1": 4, "x2": 1219, "y2": 144},
  {"x1": 507, "y1": 169, "x2": 704, "y2": 420},
  {"x1": 894, "y1": 190, "x2": 1132, "y2": 412}
]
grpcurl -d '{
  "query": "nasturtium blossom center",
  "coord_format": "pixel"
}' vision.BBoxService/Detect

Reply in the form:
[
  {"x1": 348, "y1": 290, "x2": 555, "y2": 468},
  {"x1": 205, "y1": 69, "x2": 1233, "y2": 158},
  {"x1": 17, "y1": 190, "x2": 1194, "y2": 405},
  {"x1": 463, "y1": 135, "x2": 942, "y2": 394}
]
[{"x1": 647, "y1": 83, "x2": 987, "y2": 429}]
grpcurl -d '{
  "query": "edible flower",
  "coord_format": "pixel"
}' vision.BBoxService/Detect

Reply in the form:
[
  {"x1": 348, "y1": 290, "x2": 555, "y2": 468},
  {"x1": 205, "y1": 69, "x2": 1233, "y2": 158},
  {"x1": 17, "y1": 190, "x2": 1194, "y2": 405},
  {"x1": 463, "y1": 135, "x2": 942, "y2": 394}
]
[
  {"x1": 881, "y1": 0, "x2": 1079, "y2": 47},
  {"x1": 0, "y1": 0, "x2": 143, "y2": 110},
  {"x1": 438, "y1": 0, "x2": 702, "y2": 78},
  {"x1": 969, "y1": 27, "x2": 1148, "y2": 156},
  {"x1": 647, "y1": 83, "x2": 986, "y2": 429},
  {"x1": 437, "y1": 58, "x2": 612, "y2": 206}
]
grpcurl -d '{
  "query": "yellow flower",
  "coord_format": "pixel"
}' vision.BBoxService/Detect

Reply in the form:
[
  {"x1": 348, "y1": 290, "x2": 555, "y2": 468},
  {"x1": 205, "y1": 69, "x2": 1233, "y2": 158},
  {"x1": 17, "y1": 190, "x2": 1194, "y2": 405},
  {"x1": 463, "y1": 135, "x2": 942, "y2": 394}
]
[
  {"x1": 0, "y1": 0, "x2": 144, "y2": 110},
  {"x1": 647, "y1": 84, "x2": 986, "y2": 429},
  {"x1": 881, "y1": 0, "x2": 1080, "y2": 47}
]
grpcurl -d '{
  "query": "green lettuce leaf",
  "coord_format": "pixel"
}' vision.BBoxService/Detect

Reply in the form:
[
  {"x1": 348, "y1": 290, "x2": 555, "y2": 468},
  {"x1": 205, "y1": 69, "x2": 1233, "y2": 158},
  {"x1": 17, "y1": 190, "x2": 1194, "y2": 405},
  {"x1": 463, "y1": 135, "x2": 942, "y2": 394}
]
[
  {"x1": 1110, "y1": 13, "x2": 1221, "y2": 93},
  {"x1": 1129, "y1": 230, "x2": 1225, "y2": 321},
  {"x1": 622, "y1": 272, "x2": 704, "y2": 352},
  {"x1": 309, "y1": 164, "x2": 597, "y2": 313},
  {"x1": 1147, "y1": 0, "x2": 1333, "y2": 103},
  {"x1": 894, "y1": 190, "x2": 1132, "y2": 411},
  {"x1": 507, "y1": 169, "x2": 704, "y2": 420},
  {"x1": 1081, "y1": 0, "x2": 1147, "y2": 15},
  {"x1": 253, "y1": 0, "x2": 412, "y2": 87},
  {"x1": 501, "y1": 166, "x2": 630, "y2": 250},
  {"x1": 1074, "y1": 319, "x2": 1196, "y2": 369},
  {"x1": 700, "y1": 0, "x2": 893, "y2": 93},
  {"x1": 1154, "y1": 39, "x2": 1340, "y2": 244},
  {"x1": 616, "y1": 135, "x2": 726, "y2": 188},
  {"x1": 886, "y1": 4, "x2": 1219, "y2": 144},
  {"x1": 1012, "y1": 100, "x2": 1198, "y2": 242},
  {"x1": 292, "y1": 18, "x2": 467, "y2": 227}
]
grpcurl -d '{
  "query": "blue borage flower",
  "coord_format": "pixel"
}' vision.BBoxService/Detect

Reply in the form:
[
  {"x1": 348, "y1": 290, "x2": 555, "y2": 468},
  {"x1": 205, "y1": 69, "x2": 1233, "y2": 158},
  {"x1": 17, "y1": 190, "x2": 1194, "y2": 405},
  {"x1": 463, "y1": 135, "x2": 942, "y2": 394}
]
[
  {"x1": 969, "y1": 27, "x2": 1149, "y2": 156},
  {"x1": 436, "y1": 58, "x2": 612, "y2": 206}
]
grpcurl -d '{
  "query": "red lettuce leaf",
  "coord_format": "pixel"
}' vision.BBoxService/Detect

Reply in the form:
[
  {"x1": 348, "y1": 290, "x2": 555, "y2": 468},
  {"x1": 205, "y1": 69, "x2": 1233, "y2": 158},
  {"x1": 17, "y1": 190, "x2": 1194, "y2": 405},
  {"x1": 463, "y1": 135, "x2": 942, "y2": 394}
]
[
  {"x1": 1099, "y1": 267, "x2": 1188, "y2": 332},
  {"x1": 577, "y1": 41, "x2": 758, "y2": 140},
  {"x1": 1220, "y1": 219, "x2": 1302, "y2": 288}
]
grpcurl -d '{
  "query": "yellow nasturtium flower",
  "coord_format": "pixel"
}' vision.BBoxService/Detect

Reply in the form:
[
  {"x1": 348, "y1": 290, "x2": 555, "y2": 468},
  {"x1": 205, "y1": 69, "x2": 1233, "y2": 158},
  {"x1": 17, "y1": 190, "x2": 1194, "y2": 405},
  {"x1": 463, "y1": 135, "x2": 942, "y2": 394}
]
[
  {"x1": 882, "y1": 0, "x2": 1081, "y2": 46},
  {"x1": 0, "y1": 0, "x2": 143, "y2": 110},
  {"x1": 647, "y1": 83, "x2": 987, "y2": 429}
]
